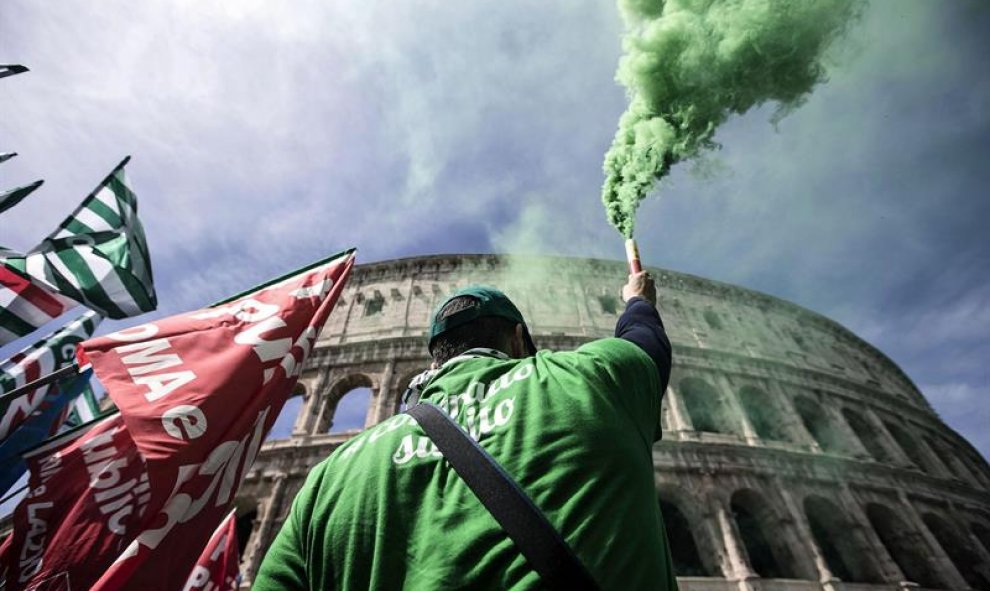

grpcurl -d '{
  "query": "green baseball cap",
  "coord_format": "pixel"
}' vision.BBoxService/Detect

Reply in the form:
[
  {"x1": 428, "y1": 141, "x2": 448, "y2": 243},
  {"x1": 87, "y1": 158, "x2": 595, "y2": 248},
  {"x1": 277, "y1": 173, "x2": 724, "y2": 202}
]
[{"x1": 428, "y1": 285, "x2": 537, "y2": 356}]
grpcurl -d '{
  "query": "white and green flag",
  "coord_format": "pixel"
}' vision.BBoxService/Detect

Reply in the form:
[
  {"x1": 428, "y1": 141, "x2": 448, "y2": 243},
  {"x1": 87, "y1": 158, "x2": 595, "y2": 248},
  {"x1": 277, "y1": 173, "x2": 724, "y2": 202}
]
[{"x1": 0, "y1": 157, "x2": 156, "y2": 319}]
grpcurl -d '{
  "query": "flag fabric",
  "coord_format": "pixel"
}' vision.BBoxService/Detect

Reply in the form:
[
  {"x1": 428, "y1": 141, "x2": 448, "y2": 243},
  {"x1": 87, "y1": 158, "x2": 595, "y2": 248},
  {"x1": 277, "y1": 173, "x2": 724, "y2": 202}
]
[
  {"x1": 1, "y1": 310, "x2": 101, "y2": 441},
  {"x1": 0, "y1": 152, "x2": 19, "y2": 164},
  {"x1": 0, "y1": 156, "x2": 157, "y2": 319},
  {"x1": 0, "y1": 412, "x2": 150, "y2": 591},
  {"x1": 182, "y1": 510, "x2": 241, "y2": 591},
  {"x1": 0, "y1": 179, "x2": 43, "y2": 216},
  {"x1": 62, "y1": 385, "x2": 104, "y2": 430},
  {"x1": 0, "y1": 263, "x2": 76, "y2": 346},
  {"x1": 80, "y1": 248, "x2": 354, "y2": 590},
  {"x1": 0, "y1": 369, "x2": 96, "y2": 495}
]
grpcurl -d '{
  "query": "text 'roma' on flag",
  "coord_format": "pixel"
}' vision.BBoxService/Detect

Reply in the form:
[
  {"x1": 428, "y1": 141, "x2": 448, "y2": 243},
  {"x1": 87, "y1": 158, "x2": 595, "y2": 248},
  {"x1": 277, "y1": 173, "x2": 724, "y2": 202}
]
[
  {"x1": 0, "y1": 410, "x2": 150, "y2": 591},
  {"x1": 81, "y1": 248, "x2": 355, "y2": 591},
  {"x1": 0, "y1": 156, "x2": 157, "y2": 320},
  {"x1": 182, "y1": 510, "x2": 241, "y2": 591}
]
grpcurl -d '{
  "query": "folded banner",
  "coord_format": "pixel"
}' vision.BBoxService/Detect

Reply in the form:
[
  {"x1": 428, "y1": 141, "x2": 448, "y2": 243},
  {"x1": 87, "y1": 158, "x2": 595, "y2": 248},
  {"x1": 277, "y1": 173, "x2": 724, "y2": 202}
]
[
  {"x1": 0, "y1": 411, "x2": 150, "y2": 591},
  {"x1": 182, "y1": 510, "x2": 241, "y2": 591},
  {"x1": 0, "y1": 156, "x2": 157, "y2": 319},
  {"x1": 0, "y1": 264, "x2": 76, "y2": 346},
  {"x1": 0, "y1": 179, "x2": 43, "y2": 217},
  {"x1": 83, "y1": 248, "x2": 355, "y2": 590}
]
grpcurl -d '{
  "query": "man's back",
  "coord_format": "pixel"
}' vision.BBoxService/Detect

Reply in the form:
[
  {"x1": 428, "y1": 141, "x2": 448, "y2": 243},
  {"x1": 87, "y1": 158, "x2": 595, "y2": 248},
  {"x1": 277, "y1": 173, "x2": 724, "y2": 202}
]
[{"x1": 255, "y1": 337, "x2": 676, "y2": 590}]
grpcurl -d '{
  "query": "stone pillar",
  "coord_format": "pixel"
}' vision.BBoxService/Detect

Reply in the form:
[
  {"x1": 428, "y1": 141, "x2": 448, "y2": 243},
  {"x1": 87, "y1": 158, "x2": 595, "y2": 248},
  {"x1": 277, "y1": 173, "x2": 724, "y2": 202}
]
[
  {"x1": 715, "y1": 375, "x2": 758, "y2": 444},
  {"x1": 777, "y1": 483, "x2": 839, "y2": 587},
  {"x1": 665, "y1": 385, "x2": 690, "y2": 433},
  {"x1": 242, "y1": 473, "x2": 289, "y2": 584},
  {"x1": 308, "y1": 368, "x2": 338, "y2": 436},
  {"x1": 713, "y1": 498, "x2": 758, "y2": 591},
  {"x1": 293, "y1": 371, "x2": 328, "y2": 436},
  {"x1": 862, "y1": 407, "x2": 909, "y2": 465},
  {"x1": 822, "y1": 403, "x2": 870, "y2": 459},
  {"x1": 766, "y1": 380, "x2": 819, "y2": 449},
  {"x1": 369, "y1": 360, "x2": 395, "y2": 425},
  {"x1": 835, "y1": 484, "x2": 907, "y2": 583},
  {"x1": 896, "y1": 491, "x2": 971, "y2": 590}
]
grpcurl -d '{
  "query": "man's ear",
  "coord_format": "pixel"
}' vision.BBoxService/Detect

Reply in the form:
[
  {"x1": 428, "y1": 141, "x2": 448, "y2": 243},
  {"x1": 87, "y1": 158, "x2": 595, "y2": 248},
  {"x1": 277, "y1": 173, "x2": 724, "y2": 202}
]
[{"x1": 430, "y1": 360, "x2": 439, "y2": 370}]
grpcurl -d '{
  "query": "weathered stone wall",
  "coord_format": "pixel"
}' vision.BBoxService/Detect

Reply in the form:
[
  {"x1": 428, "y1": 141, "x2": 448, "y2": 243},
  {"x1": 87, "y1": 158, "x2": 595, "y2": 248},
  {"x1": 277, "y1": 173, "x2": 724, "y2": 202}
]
[{"x1": 238, "y1": 254, "x2": 990, "y2": 590}]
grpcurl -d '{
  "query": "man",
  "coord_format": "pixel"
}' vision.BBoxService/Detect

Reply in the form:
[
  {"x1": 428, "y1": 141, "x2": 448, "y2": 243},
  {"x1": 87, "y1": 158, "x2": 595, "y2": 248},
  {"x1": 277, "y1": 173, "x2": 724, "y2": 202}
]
[{"x1": 255, "y1": 271, "x2": 676, "y2": 590}]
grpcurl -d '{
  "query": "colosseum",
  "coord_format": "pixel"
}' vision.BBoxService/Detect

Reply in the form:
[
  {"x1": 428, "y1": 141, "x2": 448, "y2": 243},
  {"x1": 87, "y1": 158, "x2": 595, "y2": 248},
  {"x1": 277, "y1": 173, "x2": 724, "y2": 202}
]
[{"x1": 235, "y1": 253, "x2": 990, "y2": 590}]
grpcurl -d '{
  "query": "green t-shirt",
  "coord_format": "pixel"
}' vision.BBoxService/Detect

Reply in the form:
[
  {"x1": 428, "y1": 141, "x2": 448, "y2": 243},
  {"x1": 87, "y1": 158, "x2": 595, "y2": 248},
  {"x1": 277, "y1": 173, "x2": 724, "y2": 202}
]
[{"x1": 254, "y1": 338, "x2": 677, "y2": 590}]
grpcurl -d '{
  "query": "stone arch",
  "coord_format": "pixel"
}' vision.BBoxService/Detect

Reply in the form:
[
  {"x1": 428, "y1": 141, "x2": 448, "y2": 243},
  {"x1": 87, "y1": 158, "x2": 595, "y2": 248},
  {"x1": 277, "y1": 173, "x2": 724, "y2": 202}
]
[
  {"x1": 730, "y1": 489, "x2": 800, "y2": 579},
  {"x1": 883, "y1": 420, "x2": 936, "y2": 473},
  {"x1": 925, "y1": 435, "x2": 970, "y2": 480},
  {"x1": 922, "y1": 512, "x2": 990, "y2": 590},
  {"x1": 658, "y1": 498, "x2": 712, "y2": 577},
  {"x1": 679, "y1": 377, "x2": 739, "y2": 435},
  {"x1": 737, "y1": 385, "x2": 790, "y2": 442},
  {"x1": 317, "y1": 373, "x2": 374, "y2": 433},
  {"x1": 865, "y1": 503, "x2": 942, "y2": 588},
  {"x1": 841, "y1": 408, "x2": 891, "y2": 462},
  {"x1": 793, "y1": 396, "x2": 844, "y2": 453},
  {"x1": 266, "y1": 382, "x2": 308, "y2": 441},
  {"x1": 803, "y1": 495, "x2": 882, "y2": 583}
]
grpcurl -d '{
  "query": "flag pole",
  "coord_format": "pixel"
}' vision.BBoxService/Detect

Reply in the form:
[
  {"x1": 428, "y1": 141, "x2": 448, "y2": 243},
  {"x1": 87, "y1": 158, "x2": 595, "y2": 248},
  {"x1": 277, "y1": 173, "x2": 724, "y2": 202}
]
[{"x1": 0, "y1": 363, "x2": 79, "y2": 406}]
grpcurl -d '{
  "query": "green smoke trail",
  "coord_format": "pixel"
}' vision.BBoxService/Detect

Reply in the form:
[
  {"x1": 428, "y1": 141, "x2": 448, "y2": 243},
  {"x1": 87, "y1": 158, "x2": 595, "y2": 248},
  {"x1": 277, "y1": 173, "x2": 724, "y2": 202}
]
[{"x1": 602, "y1": 0, "x2": 864, "y2": 237}]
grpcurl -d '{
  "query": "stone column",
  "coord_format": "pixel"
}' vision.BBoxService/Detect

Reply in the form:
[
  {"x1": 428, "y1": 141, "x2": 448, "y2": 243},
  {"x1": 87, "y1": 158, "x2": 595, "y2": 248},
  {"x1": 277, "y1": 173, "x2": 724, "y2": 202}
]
[
  {"x1": 766, "y1": 380, "x2": 819, "y2": 449},
  {"x1": 895, "y1": 491, "x2": 970, "y2": 590},
  {"x1": 243, "y1": 473, "x2": 289, "y2": 584},
  {"x1": 777, "y1": 483, "x2": 839, "y2": 588},
  {"x1": 822, "y1": 403, "x2": 871, "y2": 459},
  {"x1": 712, "y1": 498, "x2": 758, "y2": 591},
  {"x1": 369, "y1": 360, "x2": 395, "y2": 425},
  {"x1": 665, "y1": 385, "x2": 690, "y2": 433},
  {"x1": 715, "y1": 374, "x2": 758, "y2": 444},
  {"x1": 862, "y1": 407, "x2": 909, "y2": 465},
  {"x1": 293, "y1": 371, "x2": 328, "y2": 436},
  {"x1": 835, "y1": 484, "x2": 907, "y2": 583},
  {"x1": 308, "y1": 368, "x2": 338, "y2": 435}
]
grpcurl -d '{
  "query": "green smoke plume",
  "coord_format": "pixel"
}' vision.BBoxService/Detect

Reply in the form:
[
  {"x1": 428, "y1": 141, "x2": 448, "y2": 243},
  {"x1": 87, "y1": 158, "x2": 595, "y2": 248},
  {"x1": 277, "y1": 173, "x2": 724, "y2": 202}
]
[{"x1": 602, "y1": 0, "x2": 864, "y2": 237}]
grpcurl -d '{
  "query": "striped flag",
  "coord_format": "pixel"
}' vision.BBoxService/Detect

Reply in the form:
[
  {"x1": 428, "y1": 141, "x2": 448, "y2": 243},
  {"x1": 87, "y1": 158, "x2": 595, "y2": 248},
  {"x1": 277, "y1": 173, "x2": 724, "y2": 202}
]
[
  {"x1": 0, "y1": 263, "x2": 76, "y2": 346},
  {"x1": 0, "y1": 309, "x2": 101, "y2": 443},
  {"x1": 1, "y1": 156, "x2": 157, "y2": 319},
  {"x1": 0, "y1": 179, "x2": 43, "y2": 216}
]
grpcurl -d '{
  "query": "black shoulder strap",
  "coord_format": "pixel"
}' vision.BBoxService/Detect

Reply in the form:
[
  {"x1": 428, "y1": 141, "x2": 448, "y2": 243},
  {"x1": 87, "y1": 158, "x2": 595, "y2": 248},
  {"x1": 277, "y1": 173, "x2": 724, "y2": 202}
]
[{"x1": 406, "y1": 403, "x2": 599, "y2": 591}]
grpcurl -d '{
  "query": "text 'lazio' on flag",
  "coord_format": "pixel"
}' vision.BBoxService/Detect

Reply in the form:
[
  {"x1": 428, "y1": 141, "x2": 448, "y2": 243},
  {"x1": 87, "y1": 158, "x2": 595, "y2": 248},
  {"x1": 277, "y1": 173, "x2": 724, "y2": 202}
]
[{"x1": 1, "y1": 156, "x2": 157, "y2": 319}]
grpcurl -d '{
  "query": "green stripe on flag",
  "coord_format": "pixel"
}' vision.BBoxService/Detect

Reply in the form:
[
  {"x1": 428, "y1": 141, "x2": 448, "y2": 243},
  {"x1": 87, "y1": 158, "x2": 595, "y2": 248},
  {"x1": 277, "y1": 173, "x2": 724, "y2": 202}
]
[
  {"x1": 0, "y1": 306, "x2": 37, "y2": 339},
  {"x1": 54, "y1": 249, "x2": 127, "y2": 318},
  {"x1": 82, "y1": 195, "x2": 123, "y2": 230}
]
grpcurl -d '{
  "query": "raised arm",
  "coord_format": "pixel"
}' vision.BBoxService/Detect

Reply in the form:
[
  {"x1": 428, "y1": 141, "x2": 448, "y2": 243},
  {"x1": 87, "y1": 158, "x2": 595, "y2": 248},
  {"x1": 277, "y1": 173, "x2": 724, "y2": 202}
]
[{"x1": 615, "y1": 272, "x2": 672, "y2": 392}]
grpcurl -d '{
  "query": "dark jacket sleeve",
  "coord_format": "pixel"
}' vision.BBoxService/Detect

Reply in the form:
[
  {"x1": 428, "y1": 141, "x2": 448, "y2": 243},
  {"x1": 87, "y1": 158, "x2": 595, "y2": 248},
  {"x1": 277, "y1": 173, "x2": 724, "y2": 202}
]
[{"x1": 615, "y1": 297, "x2": 672, "y2": 393}]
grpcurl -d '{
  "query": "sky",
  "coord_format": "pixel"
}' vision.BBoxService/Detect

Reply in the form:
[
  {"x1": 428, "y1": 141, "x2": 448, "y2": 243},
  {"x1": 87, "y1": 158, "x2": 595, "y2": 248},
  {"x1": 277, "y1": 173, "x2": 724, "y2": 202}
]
[{"x1": 1, "y1": 0, "x2": 988, "y2": 462}]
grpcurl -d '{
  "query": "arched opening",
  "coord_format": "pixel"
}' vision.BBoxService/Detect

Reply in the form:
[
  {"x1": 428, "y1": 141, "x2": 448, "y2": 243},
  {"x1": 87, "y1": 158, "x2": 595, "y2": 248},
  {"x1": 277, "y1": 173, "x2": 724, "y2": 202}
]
[
  {"x1": 679, "y1": 377, "x2": 739, "y2": 435},
  {"x1": 865, "y1": 503, "x2": 942, "y2": 588},
  {"x1": 884, "y1": 421, "x2": 935, "y2": 473},
  {"x1": 737, "y1": 386, "x2": 790, "y2": 442},
  {"x1": 804, "y1": 496, "x2": 881, "y2": 583},
  {"x1": 973, "y1": 522, "x2": 990, "y2": 555},
  {"x1": 266, "y1": 383, "x2": 306, "y2": 441},
  {"x1": 659, "y1": 498, "x2": 710, "y2": 577},
  {"x1": 842, "y1": 408, "x2": 891, "y2": 462},
  {"x1": 329, "y1": 387, "x2": 372, "y2": 433},
  {"x1": 730, "y1": 490, "x2": 799, "y2": 579},
  {"x1": 922, "y1": 513, "x2": 990, "y2": 590},
  {"x1": 794, "y1": 396, "x2": 844, "y2": 453},
  {"x1": 703, "y1": 309, "x2": 723, "y2": 330},
  {"x1": 925, "y1": 436, "x2": 969, "y2": 480},
  {"x1": 235, "y1": 508, "x2": 258, "y2": 557}
]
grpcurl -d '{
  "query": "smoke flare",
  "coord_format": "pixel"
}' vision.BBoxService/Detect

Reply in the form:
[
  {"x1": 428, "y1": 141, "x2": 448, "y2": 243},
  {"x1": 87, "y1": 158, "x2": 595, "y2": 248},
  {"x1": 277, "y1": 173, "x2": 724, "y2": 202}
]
[{"x1": 602, "y1": 0, "x2": 864, "y2": 237}]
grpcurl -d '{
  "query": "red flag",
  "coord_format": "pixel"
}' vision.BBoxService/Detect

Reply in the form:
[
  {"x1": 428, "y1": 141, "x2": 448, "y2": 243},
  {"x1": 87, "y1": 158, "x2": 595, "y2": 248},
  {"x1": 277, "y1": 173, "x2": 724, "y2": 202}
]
[
  {"x1": 82, "y1": 249, "x2": 355, "y2": 590},
  {"x1": 1, "y1": 413, "x2": 150, "y2": 591},
  {"x1": 182, "y1": 510, "x2": 240, "y2": 591}
]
